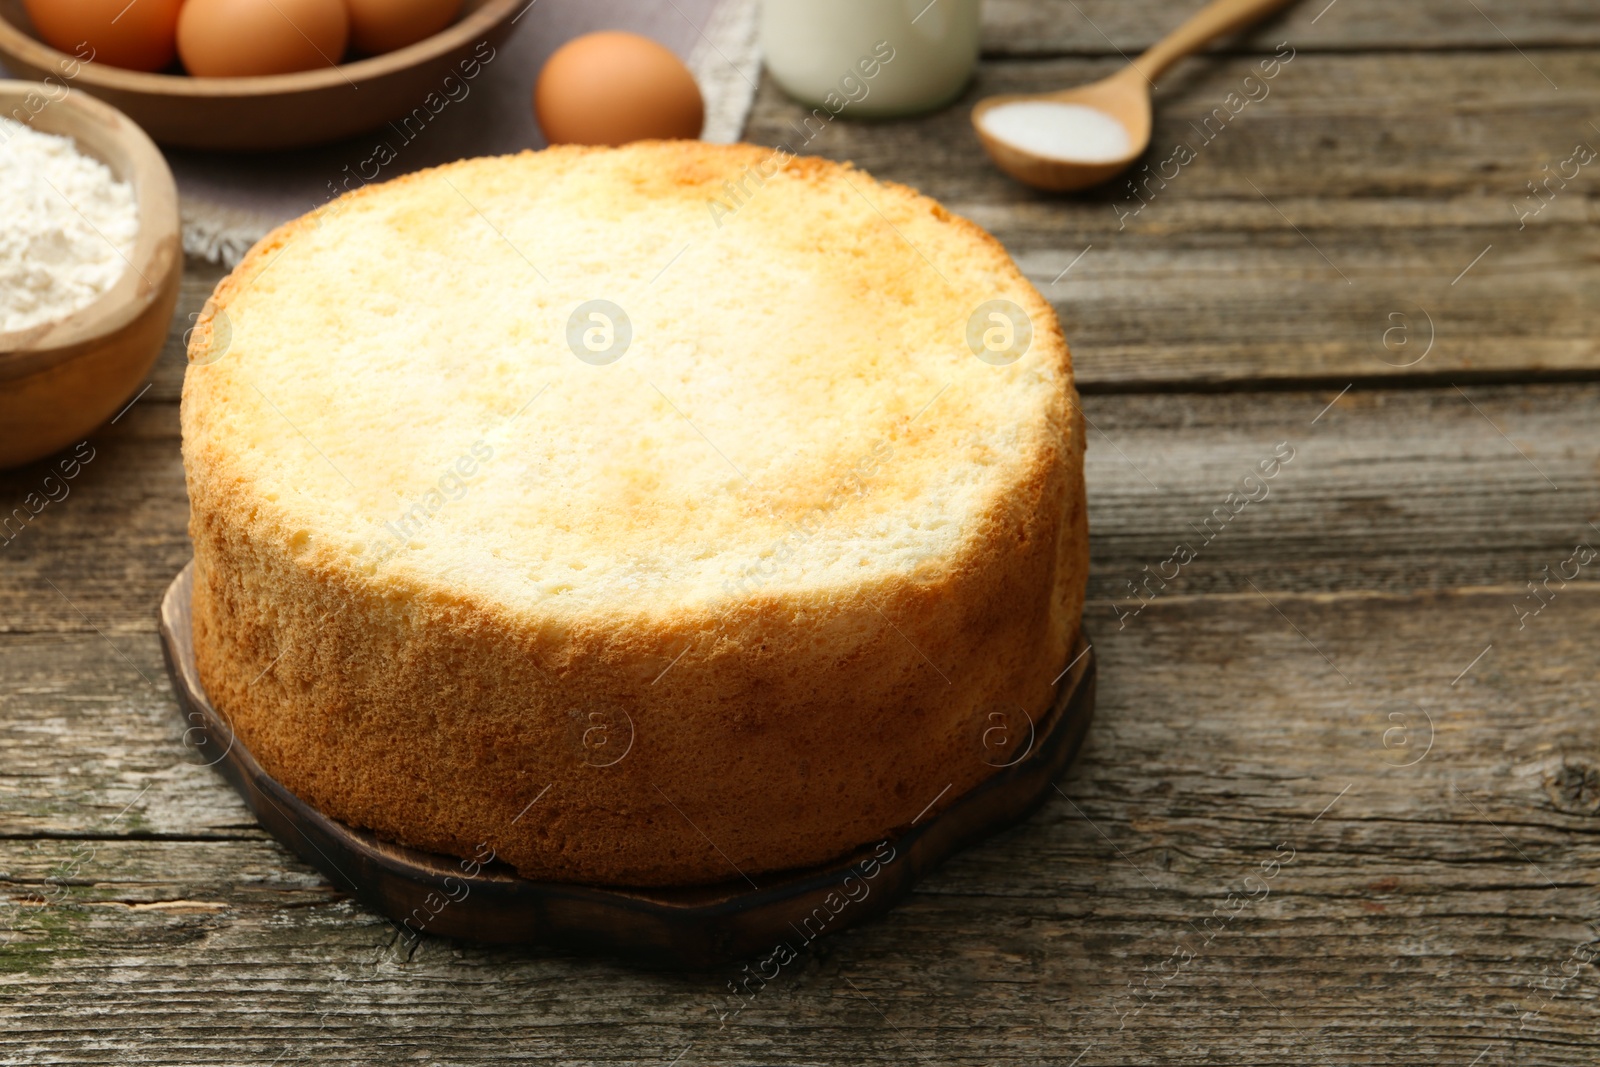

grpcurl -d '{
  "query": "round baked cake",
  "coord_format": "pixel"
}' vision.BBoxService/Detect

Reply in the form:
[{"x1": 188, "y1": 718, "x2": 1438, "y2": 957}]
[{"x1": 181, "y1": 142, "x2": 1087, "y2": 887}]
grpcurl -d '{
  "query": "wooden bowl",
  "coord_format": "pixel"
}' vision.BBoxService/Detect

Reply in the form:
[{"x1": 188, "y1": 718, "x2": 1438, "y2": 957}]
[
  {"x1": 0, "y1": 0, "x2": 521, "y2": 151},
  {"x1": 159, "y1": 560, "x2": 1098, "y2": 966},
  {"x1": 0, "y1": 81, "x2": 180, "y2": 470}
]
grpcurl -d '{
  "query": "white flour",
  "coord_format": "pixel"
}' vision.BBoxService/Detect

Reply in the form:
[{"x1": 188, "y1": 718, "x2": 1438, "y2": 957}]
[
  {"x1": 0, "y1": 117, "x2": 139, "y2": 334},
  {"x1": 980, "y1": 101, "x2": 1133, "y2": 164}
]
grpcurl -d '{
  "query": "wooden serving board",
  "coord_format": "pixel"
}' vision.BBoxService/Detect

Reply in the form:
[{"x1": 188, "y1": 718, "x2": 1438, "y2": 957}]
[{"x1": 157, "y1": 561, "x2": 1095, "y2": 967}]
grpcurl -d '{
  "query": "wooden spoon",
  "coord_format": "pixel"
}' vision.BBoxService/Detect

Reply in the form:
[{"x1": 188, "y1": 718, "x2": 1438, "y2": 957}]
[{"x1": 972, "y1": 0, "x2": 1296, "y2": 192}]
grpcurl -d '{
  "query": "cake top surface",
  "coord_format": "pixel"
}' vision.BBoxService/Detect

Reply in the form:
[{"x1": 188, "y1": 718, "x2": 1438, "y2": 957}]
[{"x1": 181, "y1": 143, "x2": 1073, "y2": 625}]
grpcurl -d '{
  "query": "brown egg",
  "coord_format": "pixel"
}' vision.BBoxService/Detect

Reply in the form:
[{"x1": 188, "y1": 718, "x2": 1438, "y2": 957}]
[
  {"x1": 23, "y1": 0, "x2": 183, "y2": 72},
  {"x1": 535, "y1": 32, "x2": 704, "y2": 146},
  {"x1": 345, "y1": 0, "x2": 462, "y2": 55},
  {"x1": 177, "y1": 0, "x2": 350, "y2": 78}
]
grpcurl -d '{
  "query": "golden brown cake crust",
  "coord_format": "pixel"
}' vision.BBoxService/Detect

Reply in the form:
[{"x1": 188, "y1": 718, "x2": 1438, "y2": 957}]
[{"x1": 182, "y1": 143, "x2": 1087, "y2": 887}]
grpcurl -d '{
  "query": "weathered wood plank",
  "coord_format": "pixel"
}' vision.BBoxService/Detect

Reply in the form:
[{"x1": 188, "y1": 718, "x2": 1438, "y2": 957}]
[
  {"x1": 1083, "y1": 383, "x2": 1596, "y2": 605},
  {"x1": 142, "y1": 261, "x2": 227, "y2": 405},
  {"x1": 0, "y1": 631, "x2": 252, "y2": 838},
  {"x1": 158, "y1": 51, "x2": 1600, "y2": 405},
  {"x1": 3, "y1": 590, "x2": 1596, "y2": 1064},
  {"x1": 0, "y1": 404, "x2": 191, "y2": 635},
  {"x1": 5, "y1": 19, "x2": 1598, "y2": 1064},
  {"x1": 2, "y1": 383, "x2": 1593, "y2": 633},
  {"x1": 981, "y1": 0, "x2": 1600, "y2": 55},
  {"x1": 748, "y1": 51, "x2": 1600, "y2": 387},
  {"x1": 756, "y1": 52, "x2": 1600, "y2": 206}
]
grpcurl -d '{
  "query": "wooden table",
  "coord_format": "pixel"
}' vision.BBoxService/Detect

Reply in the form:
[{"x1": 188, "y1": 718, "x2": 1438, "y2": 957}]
[{"x1": 4, "y1": 1, "x2": 1598, "y2": 1062}]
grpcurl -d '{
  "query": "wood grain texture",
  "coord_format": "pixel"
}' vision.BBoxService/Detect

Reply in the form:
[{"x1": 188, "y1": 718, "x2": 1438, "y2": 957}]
[
  {"x1": 1, "y1": 381, "x2": 1592, "y2": 632},
  {"x1": 145, "y1": 261, "x2": 224, "y2": 405},
  {"x1": 3, "y1": 592, "x2": 1597, "y2": 1064},
  {"x1": 748, "y1": 51, "x2": 1600, "y2": 388},
  {"x1": 4, "y1": 9, "x2": 1600, "y2": 1063},
  {"x1": 981, "y1": 0, "x2": 1600, "y2": 55}
]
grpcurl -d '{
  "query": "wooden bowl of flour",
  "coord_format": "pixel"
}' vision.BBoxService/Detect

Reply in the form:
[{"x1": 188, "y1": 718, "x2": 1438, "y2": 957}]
[{"x1": 0, "y1": 81, "x2": 180, "y2": 470}]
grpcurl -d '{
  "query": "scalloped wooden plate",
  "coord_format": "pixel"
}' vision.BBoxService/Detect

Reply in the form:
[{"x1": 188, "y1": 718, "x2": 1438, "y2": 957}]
[{"x1": 159, "y1": 561, "x2": 1095, "y2": 966}]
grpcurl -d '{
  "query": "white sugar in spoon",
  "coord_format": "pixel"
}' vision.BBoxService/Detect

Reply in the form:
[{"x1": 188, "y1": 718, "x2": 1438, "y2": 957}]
[{"x1": 972, "y1": 0, "x2": 1296, "y2": 192}]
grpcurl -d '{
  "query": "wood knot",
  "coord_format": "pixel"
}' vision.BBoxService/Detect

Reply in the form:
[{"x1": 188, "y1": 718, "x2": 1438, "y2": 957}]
[{"x1": 1546, "y1": 762, "x2": 1600, "y2": 815}]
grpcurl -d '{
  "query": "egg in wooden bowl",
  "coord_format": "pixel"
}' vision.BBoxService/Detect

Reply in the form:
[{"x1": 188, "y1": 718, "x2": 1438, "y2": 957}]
[{"x1": 0, "y1": 0, "x2": 520, "y2": 150}]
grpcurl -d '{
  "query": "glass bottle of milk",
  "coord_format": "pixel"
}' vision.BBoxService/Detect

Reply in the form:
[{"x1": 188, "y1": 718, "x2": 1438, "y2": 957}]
[{"x1": 760, "y1": 0, "x2": 981, "y2": 119}]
